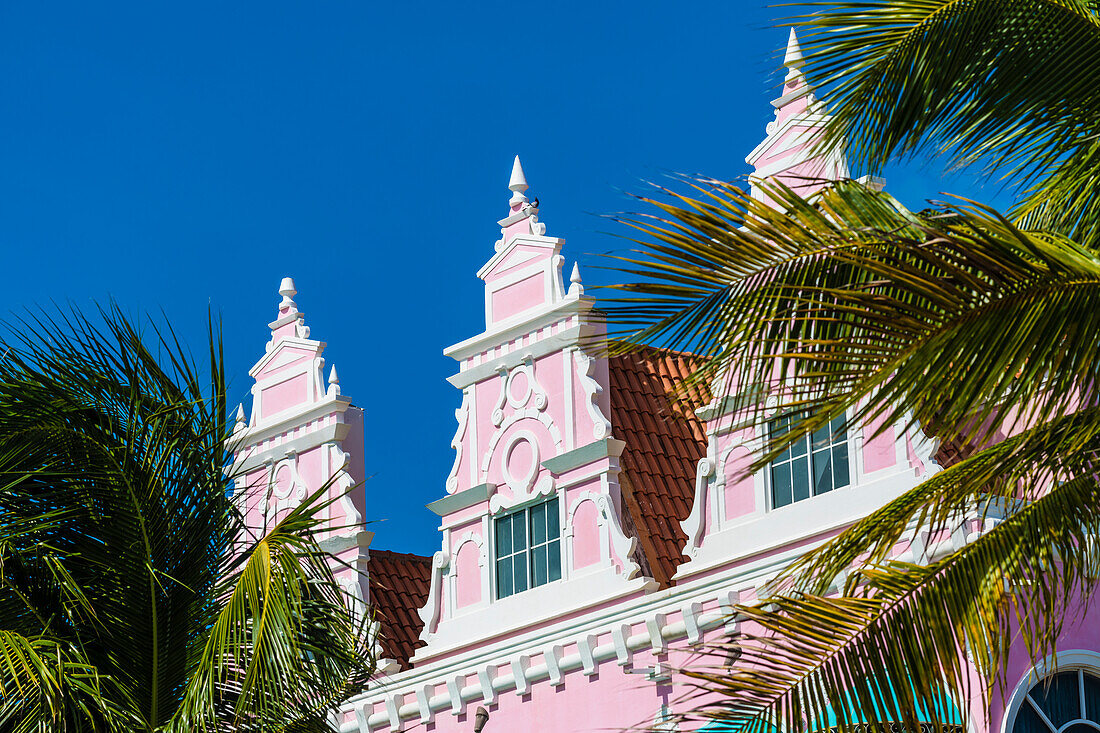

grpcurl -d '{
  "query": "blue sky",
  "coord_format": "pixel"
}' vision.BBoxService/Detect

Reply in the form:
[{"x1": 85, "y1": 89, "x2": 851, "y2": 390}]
[{"x1": 1, "y1": 2, "x2": 1014, "y2": 556}]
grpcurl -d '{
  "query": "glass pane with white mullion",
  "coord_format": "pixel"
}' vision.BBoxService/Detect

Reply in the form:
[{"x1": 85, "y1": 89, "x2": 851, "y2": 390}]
[
  {"x1": 1034, "y1": 672, "x2": 1082, "y2": 728},
  {"x1": 1024, "y1": 695, "x2": 1060, "y2": 733},
  {"x1": 1084, "y1": 671, "x2": 1100, "y2": 723}
]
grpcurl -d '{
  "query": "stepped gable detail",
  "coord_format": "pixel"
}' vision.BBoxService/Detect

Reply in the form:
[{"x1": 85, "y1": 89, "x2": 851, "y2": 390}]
[
  {"x1": 609, "y1": 349, "x2": 710, "y2": 587},
  {"x1": 367, "y1": 550, "x2": 433, "y2": 668},
  {"x1": 745, "y1": 28, "x2": 854, "y2": 204},
  {"x1": 231, "y1": 278, "x2": 373, "y2": 629},
  {"x1": 415, "y1": 157, "x2": 657, "y2": 661}
]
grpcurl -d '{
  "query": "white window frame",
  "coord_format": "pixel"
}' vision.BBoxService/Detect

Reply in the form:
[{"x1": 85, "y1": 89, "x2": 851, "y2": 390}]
[
  {"x1": 491, "y1": 495, "x2": 563, "y2": 600},
  {"x1": 764, "y1": 410, "x2": 857, "y2": 512}
]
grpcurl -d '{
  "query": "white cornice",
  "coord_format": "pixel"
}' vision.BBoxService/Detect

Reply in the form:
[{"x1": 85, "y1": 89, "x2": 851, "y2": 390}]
[
  {"x1": 232, "y1": 421, "x2": 351, "y2": 475},
  {"x1": 443, "y1": 296, "x2": 596, "y2": 363},
  {"x1": 236, "y1": 395, "x2": 352, "y2": 448},
  {"x1": 445, "y1": 322, "x2": 604, "y2": 389}
]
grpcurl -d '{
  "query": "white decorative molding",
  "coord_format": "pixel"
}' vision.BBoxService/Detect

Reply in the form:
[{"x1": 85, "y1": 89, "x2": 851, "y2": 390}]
[
  {"x1": 573, "y1": 350, "x2": 612, "y2": 440},
  {"x1": 500, "y1": 429, "x2": 541, "y2": 494},
  {"x1": 414, "y1": 684, "x2": 433, "y2": 725},
  {"x1": 445, "y1": 675, "x2": 464, "y2": 716},
  {"x1": 594, "y1": 489, "x2": 643, "y2": 581},
  {"x1": 480, "y1": 409, "x2": 563, "y2": 483},
  {"x1": 578, "y1": 634, "x2": 598, "y2": 676},
  {"x1": 261, "y1": 455, "x2": 308, "y2": 524},
  {"x1": 681, "y1": 601, "x2": 704, "y2": 645},
  {"x1": 476, "y1": 666, "x2": 496, "y2": 705},
  {"x1": 417, "y1": 551, "x2": 451, "y2": 643},
  {"x1": 543, "y1": 644, "x2": 565, "y2": 686},
  {"x1": 680, "y1": 457, "x2": 716, "y2": 558},
  {"x1": 564, "y1": 492, "x2": 610, "y2": 576},
  {"x1": 611, "y1": 623, "x2": 632, "y2": 667},
  {"x1": 325, "y1": 442, "x2": 362, "y2": 530},
  {"x1": 446, "y1": 390, "x2": 472, "y2": 493},
  {"x1": 646, "y1": 613, "x2": 668, "y2": 653},
  {"x1": 491, "y1": 366, "x2": 508, "y2": 427},
  {"x1": 488, "y1": 473, "x2": 555, "y2": 515},
  {"x1": 510, "y1": 656, "x2": 530, "y2": 696}
]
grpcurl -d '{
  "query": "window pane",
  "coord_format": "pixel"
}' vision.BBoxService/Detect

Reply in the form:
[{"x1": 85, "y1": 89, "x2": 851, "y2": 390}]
[
  {"x1": 831, "y1": 414, "x2": 847, "y2": 437},
  {"x1": 1033, "y1": 672, "x2": 1082, "y2": 728},
  {"x1": 790, "y1": 433, "x2": 807, "y2": 457},
  {"x1": 772, "y1": 463, "x2": 792, "y2": 508},
  {"x1": 530, "y1": 502, "x2": 547, "y2": 545},
  {"x1": 813, "y1": 449, "x2": 833, "y2": 495},
  {"x1": 513, "y1": 513, "x2": 527, "y2": 553},
  {"x1": 812, "y1": 422, "x2": 833, "y2": 451},
  {"x1": 1014, "y1": 700, "x2": 1052, "y2": 733},
  {"x1": 547, "y1": 497, "x2": 560, "y2": 537},
  {"x1": 497, "y1": 557, "x2": 513, "y2": 599},
  {"x1": 792, "y1": 455, "x2": 810, "y2": 503},
  {"x1": 548, "y1": 539, "x2": 561, "y2": 582},
  {"x1": 1083, "y1": 671, "x2": 1100, "y2": 723},
  {"x1": 771, "y1": 418, "x2": 791, "y2": 461},
  {"x1": 513, "y1": 554, "x2": 528, "y2": 593},
  {"x1": 496, "y1": 515, "x2": 512, "y2": 555},
  {"x1": 833, "y1": 442, "x2": 850, "y2": 489},
  {"x1": 532, "y1": 544, "x2": 548, "y2": 587}
]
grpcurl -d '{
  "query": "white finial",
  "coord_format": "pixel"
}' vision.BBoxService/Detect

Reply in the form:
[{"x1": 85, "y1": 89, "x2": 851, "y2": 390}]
[
  {"x1": 509, "y1": 155, "x2": 529, "y2": 207},
  {"x1": 568, "y1": 262, "x2": 584, "y2": 296},
  {"x1": 235, "y1": 403, "x2": 247, "y2": 431},
  {"x1": 278, "y1": 277, "x2": 297, "y2": 310},
  {"x1": 327, "y1": 364, "x2": 341, "y2": 397},
  {"x1": 784, "y1": 28, "x2": 803, "y2": 68}
]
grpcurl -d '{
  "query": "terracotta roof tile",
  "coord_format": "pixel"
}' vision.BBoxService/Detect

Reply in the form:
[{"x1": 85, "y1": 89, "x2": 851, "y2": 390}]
[
  {"x1": 367, "y1": 549, "x2": 433, "y2": 668},
  {"x1": 609, "y1": 348, "x2": 710, "y2": 588}
]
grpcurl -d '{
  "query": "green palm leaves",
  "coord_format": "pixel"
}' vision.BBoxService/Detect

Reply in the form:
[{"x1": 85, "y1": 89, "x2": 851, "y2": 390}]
[
  {"x1": 0, "y1": 308, "x2": 373, "y2": 731},
  {"x1": 795, "y1": 0, "x2": 1100, "y2": 242},
  {"x1": 603, "y1": 2, "x2": 1100, "y2": 731}
]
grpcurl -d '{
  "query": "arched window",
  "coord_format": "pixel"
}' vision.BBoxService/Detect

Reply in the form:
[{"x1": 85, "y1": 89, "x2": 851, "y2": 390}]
[{"x1": 1011, "y1": 669, "x2": 1100, "y2": 733}]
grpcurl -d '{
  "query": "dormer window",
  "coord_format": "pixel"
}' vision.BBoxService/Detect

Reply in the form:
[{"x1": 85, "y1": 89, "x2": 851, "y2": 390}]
[
  {"x1": 494, "y1": 496, "x2": 561, "y2": 599},
  {"x1": 769, "y1": 413, "x2": 850, "y2": 508}
]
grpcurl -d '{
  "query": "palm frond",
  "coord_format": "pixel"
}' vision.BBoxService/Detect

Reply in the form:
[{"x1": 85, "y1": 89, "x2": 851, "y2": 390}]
[
  {"x1": 680, "y1": 471, "x2": 1100, "y2": 733},
  {"x1": 604, "y1": 178, "x2": 1100, "y2": 470},
  {"x1": 789, "y1": 0, "x2": 1100, "y2": 237},
  {"x1": 174, "y1": 482, "x2": 374, "y2": 732}
]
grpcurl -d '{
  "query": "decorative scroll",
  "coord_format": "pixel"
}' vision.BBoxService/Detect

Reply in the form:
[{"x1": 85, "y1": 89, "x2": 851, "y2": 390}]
[{"x1": 573, "y1": 350, "x2": 612, "y2": 440}]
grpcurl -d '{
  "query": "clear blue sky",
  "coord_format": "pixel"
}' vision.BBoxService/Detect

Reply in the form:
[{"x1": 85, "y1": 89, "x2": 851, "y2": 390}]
[{"x1": 1, "y1": 2, "x2": 1014, "y2": 556}]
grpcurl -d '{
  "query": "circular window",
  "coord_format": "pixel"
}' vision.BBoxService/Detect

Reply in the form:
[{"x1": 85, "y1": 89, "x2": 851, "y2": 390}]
[{"x1": 1011, "y1": 670, "x2": 1100, "y2": 733}]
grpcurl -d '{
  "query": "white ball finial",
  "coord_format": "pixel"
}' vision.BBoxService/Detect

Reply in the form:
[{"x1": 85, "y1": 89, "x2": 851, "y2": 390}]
[
  {"x1": 568, "y1": 262, "x2": 584, "y2": 296},
  {"x1": 509, "y1": 155, "x2": 529, "y2": 207}
]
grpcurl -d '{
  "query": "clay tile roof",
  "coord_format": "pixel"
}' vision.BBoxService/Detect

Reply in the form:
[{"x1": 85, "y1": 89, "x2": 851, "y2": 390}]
[
  {"x1": 609, "y1": 347, "x2": 710, "y2": 588},
  {"x1": 367, "y1": 549, "x2": 433, "y2": 668}
]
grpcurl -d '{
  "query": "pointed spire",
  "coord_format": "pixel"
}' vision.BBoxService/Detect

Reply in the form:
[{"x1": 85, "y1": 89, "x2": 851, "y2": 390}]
[
  {"x1": 784, "y1": 28, "x2": 803, "y2": 69},
  {"x1": 568, "y1": 261, "x2": 584, "y2": 296},
  {"x1": 508, "y1": 155, "x2": 529, "y2": 207},
  {"x1": 327, "y1": 364, "x2": 341, "y2": 397},
  {"x1": 235, "y1": 403, "x2": 247, "y2": 432}
]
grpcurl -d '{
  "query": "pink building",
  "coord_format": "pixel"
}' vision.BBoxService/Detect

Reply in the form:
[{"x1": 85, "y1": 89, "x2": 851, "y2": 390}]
[{"x1": 232, "y1": 30, "x2": 1100, "y2": 733}]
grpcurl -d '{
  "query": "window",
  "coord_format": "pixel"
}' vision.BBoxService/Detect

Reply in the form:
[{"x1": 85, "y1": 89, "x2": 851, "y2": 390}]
[
  {"x1": 1011, "y1": 669, "x2": 1100, "y2": 733},
  {"x1": 769, "y1": 413, "x2": 850, "y2": 509},
  {"x1": 494, "y1": 496, "x2": 561, "y2": 599}
]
